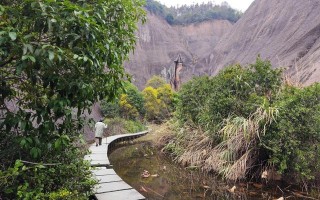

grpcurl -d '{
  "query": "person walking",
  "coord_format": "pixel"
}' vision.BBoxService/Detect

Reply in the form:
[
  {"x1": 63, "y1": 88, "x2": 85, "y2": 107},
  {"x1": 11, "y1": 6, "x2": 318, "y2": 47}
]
[{"x1": 95, "y1": 118, "x2": 107, "y2": 146}]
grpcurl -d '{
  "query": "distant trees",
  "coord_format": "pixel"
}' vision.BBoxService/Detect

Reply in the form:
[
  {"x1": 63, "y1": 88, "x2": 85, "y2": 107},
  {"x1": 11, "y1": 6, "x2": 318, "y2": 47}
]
[
  {"x1": 146, "y1": 75, "x2": 167, "y2": 89},
  {"x1": 101, "y1": 82, "x2": 145, "y2": 120},
  {"x1": 101, "y1": 76, "x2": 175, "y2": 123},
  {"x1": 145, "y1": 0, "x2": 242, "y2": 25},
  {"x1": 145, "y1": 0, "x2": 166, "y2": 17},
  {"x1": 143, "y1": 76, "x2": 175, "y2": 122}
]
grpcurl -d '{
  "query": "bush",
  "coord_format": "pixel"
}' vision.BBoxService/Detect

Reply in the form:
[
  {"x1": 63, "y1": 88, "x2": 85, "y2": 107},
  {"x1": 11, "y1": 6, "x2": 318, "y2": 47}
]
[
  {"x1": 100, "y1": 101, "x2": 120, "y2": 118},
  {"x1": 104, "y1": 118, "x2": 146, "y2": 136},
  {"x1": 171, "y1": 58, "x2": 320, "y2": 185},
  {"x1": 261, "y1": 84, "x2": 320, "y2": 181},
  {"x1": 176, "y1": 58, "x2": 282, "y2": 134},
  {"x1": 101, "y1": 82, "x2": 145, "y2": 120}
]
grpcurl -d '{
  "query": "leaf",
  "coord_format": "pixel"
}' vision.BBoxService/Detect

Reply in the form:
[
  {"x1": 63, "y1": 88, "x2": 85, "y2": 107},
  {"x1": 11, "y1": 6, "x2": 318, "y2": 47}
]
[
  {"x1": 14, "y1": 160, "x2": 23, "y2": 168},
  {"x1": 22, "y1": 55, "x2": 36, "y2": 63},
  {"x1": 54, "y1": 138, "x2": 62, "y2": 150},
  {"x1": 26, "y1": 137, "x2": 33, "y2": 144},
  {"x1": 20, "y1": 139, "x2": 26, "y2": 147},
  {"x1": 22, "y1": 166, "x2": 28, "y2": 171},
  {"x1": 37, "y1": 165, "x2": 45, "y2": 169},
  {"x1": 29, "y1": 56, "x2": 36, "y2": 63},
  {"x1": 9, "y1": 32, "x2": 17, "y2": 41},
  {"x1": 48, "y1": 51, "x2": 54, "y2": 60},
  {"x1": 30, "y1": 147, "x2": 41, "y2": 158},
  {"x1": 20, "y1": 121, "x2": 26, "y2": 130}
]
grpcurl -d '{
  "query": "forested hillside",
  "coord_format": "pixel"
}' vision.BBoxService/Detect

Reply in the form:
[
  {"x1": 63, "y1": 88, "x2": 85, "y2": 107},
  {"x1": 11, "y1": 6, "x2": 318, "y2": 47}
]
[{"x1": 145, "y1": 0, "x2": 242, "y2": 25}]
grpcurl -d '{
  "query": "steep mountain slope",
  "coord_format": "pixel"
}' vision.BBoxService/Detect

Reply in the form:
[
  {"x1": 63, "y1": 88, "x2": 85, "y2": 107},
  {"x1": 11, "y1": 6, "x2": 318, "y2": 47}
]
[
  {"x1": 207, "y1": 0, "x2": 320, "y2": 85},
  {"x1": 124, "y1": 12, "x2": 233, "y2": 89}
]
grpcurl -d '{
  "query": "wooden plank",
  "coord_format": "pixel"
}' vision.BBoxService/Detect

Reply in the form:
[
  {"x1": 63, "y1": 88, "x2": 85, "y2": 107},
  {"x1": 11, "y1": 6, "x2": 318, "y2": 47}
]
[
  {"x1": 106, "y1": 135, "x2": 124, "y2": 143},
  {"x1": 95, "y1": 175, "x2": 122, "y2": 183},
  {"x1": 89, "y1": 145, "x2": 108, "y2": 154},
  {"x1": 84, "y1": 155, "x2": 110, "y2": 166},
  {"x1": 95, "y1": 189, "x2": 145, "y2": 200},
  {"x1": 95, "y1": 181, "x2": 132, "y2": 194},
  {"x1": 84, "y1": 154, "x2": 108, "y2": 161},
  {"x1": 86, "y1": 131, "x2": 148, "y2": 199},
  {"x1": 90, "y1": 160, "x2": 110, "y2": 166},
  {"x1": 106, "y1": 132, "x2": 148, "y2": 144},
  {"x1": 91, "y1": 169, "x2": 116, "y2": 176}
]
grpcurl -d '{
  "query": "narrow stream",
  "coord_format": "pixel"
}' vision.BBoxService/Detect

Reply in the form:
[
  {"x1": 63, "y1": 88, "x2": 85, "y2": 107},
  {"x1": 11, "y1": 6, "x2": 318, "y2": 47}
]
[{"x1": 109, "y1": 141, "x2": 308, "y2": 200}]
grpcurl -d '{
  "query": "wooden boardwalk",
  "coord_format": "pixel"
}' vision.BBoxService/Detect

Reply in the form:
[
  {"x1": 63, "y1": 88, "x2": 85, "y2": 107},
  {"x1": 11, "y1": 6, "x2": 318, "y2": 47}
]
[{"x1": 85, "y1": 131, "x2": 148, "y2": 200}]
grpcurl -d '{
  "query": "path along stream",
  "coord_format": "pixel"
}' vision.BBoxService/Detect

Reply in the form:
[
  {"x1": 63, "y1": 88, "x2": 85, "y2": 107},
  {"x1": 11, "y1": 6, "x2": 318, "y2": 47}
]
[{"x1": 109, "y1": 139, "x2": 311, "y2": 200}]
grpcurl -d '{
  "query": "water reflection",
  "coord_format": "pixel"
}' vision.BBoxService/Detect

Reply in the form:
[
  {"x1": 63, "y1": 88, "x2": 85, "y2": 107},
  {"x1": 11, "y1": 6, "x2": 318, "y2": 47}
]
[{"x1": 109, "y1": 141, "x2": 306, "y2": 200}]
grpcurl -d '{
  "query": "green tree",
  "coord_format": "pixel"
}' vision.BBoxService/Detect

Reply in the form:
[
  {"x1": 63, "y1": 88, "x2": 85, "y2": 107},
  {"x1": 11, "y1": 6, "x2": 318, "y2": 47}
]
[
  {"x1": 157, "y1": 83, "x2": 175, "y2": 113},
  {"x1": 100, "y1": 100, "x2": 120, "y2": 118},
  {"x1": 119, "y1": 94, "x2": 139, "y2": 120},
  {"x1": 142, "y1": 86, "x2": 161, "y2": 121},
  {"x1": 101, "y1": 82, "x2": 145, "y2": 119},
  {"x1": 145, "y1": 75, "x2": 167, "y2": 89},
  {"x1": 261, "y1": 84, "x2": 320, "y2": 181},
  {"x1": 123, "y1": 82, "x2": 145, "y2": 117},
  {"x1": 142, "y1": 82, "x2": 175, "y2": 122},
  {"x1": 176, "y1": 57, "x2": 282, "y2": 133},
  {"x1": 0, "y1": 0, "x2": 145, "y2": 199}
]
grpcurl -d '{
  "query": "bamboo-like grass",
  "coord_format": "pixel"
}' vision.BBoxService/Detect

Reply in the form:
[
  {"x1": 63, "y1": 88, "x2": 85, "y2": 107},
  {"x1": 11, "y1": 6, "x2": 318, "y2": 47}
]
[{"x1": 174, "y1": 105, "x2": 279, "y2": 180}]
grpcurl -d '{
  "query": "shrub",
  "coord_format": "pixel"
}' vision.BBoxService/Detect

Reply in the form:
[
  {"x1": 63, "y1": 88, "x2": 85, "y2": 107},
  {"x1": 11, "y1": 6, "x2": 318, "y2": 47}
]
[
  {"x1": 171, "y1": 58, "x2": 320, "y2": 185},
  {"x1": 145, "y1": 75, "x2": 167, "y2": 89},
  {"x1": 101, "y1": 82, "x2": 145, "y2": 120},
  {"x1": 261, "y1": 84, "x2": 320, "y2": 181},
  {"x1": 104, "y1": 118, "x2": 146, "y2": 136},
  {"x1": 176, "y1": 57, "x2": 282, "y2": 134},
  {"x1": 100, "y1": 101, "x2": 120, "y2": 118}
]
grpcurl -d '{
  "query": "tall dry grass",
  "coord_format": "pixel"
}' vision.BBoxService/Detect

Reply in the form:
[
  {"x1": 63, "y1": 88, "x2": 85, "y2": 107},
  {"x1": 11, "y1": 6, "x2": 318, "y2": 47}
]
[{"x1": 170, "y1": 105, "x2": 279, "y2": 181}]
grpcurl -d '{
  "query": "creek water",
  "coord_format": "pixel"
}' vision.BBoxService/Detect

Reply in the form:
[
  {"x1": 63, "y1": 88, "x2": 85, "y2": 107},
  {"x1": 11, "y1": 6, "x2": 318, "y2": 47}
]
[{"x1": 109, "y1": 141, "x2": 309, "y2": 200}]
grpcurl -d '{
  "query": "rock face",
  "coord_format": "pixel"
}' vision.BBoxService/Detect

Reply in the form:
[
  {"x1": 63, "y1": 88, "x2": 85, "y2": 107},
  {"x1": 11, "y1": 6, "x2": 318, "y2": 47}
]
[
  {"x1": 125, "y1": 11, "x2": 233, "y2": 89},
  {"x1": 126, "y1": 1, "x2": 320, "y2": 88},
  {"x1": 204, "y1": 0, "x2": 320, "y2": 85}
]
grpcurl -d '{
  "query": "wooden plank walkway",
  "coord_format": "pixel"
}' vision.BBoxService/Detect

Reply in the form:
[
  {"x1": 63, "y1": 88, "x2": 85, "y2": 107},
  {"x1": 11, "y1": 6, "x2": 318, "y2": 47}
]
[{"x1": 86, "y1": 131, "x2": 148, "y2": 200}]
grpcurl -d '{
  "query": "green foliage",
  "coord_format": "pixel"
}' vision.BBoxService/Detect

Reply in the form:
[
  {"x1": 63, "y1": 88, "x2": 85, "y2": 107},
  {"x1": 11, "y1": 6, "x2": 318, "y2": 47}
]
[
  {"x1": 177, "y1": 58, "x2": 282, "y2": 134},
  {"x1": 101, "y1": 82, "x2": 145, "y2": 120},
  {"x1": 143, "y1": 86, "x2": 162, "y2": 121},
  {"x1": 123, "y1": 82, "x2": 146, "y2": 117},
  {"x1": 105, "y1": 117, "x2": 146, "y2": 135},
  {"x1": 0, "y1": 0, "x2": 145, "y2": 199},
  {"x1": 173, "y1": 57, "x2": 320, "y2": 184},
  {"x1": 100, "y1": 101, "x2": 120, "y2": 118},
  {"x1": 142, "y1": 83, "x2": 174, "y2": 122},
  {"x1": 0, "y1": 154, "x2": 96, "y2": 200},
  {"x1": 261, "y1": 84, "x2": 320, "y2": 180},
  {"x1": 119, "y1": 94, "x2": 139, "y2": 120},
  {"x1": 145, "y1": 0, "x2": 165, "y2": 16},
  {"x1": 145, "y1": 0, "x2": 242, "y2": 25},
  {"x1": 145, "y1": 75, "x2": 167, "y2": 89}
]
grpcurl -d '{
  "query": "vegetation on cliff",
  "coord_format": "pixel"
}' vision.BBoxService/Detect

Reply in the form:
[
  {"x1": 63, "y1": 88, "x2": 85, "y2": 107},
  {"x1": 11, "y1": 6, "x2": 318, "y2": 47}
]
[
  {"x1": 0, "y1": 0, "x2": 145, "y2": 199},
  {"x1": 145, "y1": 0, "x2": 242, "y2": 25}
]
